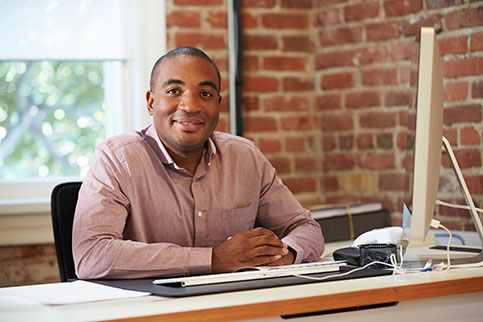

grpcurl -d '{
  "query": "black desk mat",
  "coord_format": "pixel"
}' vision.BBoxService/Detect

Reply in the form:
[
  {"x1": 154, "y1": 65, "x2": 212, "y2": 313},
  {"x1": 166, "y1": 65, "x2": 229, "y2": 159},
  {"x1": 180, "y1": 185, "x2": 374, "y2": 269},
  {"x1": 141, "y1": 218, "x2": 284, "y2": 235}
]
[{"x1": 90, "y1": 266, "x2": 393, "y2": 298}]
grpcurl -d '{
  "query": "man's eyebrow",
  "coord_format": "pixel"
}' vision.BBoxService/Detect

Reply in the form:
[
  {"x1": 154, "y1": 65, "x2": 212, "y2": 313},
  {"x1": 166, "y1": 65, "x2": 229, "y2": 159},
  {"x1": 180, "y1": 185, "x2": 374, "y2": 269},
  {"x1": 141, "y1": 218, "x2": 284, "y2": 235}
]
[
  {"x1": 162, "y1": 79, "x2": 185, "y2": 87},
  {"x1": 199, "y1": 80, "x2": 218, "y2": 92}
]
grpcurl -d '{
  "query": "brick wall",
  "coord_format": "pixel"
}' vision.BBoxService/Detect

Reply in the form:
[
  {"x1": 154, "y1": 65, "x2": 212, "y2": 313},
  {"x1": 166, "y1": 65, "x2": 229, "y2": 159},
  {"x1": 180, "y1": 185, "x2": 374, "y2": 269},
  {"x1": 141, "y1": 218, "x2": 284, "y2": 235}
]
[{"x1": 167, "y1": 0, "x2": 483, "y2": 230}]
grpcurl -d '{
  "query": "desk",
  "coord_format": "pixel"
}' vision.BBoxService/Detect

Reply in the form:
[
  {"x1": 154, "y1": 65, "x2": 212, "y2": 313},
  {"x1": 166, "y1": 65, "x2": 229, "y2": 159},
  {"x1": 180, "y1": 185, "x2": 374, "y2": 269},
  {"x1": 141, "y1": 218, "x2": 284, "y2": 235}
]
[{"x1": 1, "y1": 266, "x2": 482, "y2": 322}]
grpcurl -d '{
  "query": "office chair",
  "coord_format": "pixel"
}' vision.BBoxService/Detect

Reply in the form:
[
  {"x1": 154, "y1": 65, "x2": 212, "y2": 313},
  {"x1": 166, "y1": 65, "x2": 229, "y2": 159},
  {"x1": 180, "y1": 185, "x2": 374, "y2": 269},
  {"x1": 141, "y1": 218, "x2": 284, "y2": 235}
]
[{"x1": 50, "y1": 181, "x2": 82, "y2": 282}]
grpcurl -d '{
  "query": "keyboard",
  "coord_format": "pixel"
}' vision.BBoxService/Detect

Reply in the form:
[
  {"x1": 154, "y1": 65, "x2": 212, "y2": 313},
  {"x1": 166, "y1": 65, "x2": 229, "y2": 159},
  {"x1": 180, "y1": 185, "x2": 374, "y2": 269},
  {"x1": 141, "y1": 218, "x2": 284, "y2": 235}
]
[{"x1": 152, "y1": 260, "x2": 346, "y2": 287}]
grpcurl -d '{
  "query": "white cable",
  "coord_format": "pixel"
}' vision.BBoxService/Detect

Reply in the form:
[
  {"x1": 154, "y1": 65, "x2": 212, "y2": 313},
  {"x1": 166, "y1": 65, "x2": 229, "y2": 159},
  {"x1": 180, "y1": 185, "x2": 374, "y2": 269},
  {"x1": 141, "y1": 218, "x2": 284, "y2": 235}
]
[
  {"x1": 436, "y1": 199, "x2": 483, "y2": 213},
  {"x1": 430, "y1": 219, "x2": 452, "y2": 270}
]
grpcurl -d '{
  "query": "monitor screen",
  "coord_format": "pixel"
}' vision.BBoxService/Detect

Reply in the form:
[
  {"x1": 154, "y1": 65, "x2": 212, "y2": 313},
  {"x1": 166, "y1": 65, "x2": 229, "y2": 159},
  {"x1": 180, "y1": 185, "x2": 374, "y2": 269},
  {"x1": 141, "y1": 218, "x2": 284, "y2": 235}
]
[{"x1": 402, "y1": 27, "x2": 444, "y2": 246}]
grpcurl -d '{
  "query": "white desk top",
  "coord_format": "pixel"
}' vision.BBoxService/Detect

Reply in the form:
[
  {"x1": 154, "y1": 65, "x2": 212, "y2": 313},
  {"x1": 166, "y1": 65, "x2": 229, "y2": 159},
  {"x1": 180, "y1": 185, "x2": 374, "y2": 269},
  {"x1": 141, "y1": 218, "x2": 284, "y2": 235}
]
[{"x1": 1, "y1": 264, "x2": 482, "y2": 322}]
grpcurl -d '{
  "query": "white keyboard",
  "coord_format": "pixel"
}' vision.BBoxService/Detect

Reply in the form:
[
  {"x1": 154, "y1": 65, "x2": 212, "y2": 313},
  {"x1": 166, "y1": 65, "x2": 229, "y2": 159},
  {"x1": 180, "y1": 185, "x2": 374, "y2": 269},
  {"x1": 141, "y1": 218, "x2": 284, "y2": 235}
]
[{"x1": 152, "y1": 261, "x2": 346, "y2": 287}]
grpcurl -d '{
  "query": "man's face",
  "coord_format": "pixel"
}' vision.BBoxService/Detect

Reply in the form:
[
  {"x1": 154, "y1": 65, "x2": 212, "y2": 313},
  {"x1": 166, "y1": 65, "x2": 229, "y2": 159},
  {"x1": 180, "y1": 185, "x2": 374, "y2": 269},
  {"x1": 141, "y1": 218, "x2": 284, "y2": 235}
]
[{"x1": 146, "y1": 55, "x2": 221, "y2": 157}]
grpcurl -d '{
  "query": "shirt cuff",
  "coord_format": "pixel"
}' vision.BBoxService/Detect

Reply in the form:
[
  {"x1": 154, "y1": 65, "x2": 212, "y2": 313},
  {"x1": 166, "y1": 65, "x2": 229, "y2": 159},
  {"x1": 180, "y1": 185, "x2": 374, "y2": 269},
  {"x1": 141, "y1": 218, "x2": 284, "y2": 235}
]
[
  {"x1": 188, "y1": 247, "x2": 213, "y2": 275},
  {"x1": 281, "y1": 238, "x2": 304, "y2": 264}
]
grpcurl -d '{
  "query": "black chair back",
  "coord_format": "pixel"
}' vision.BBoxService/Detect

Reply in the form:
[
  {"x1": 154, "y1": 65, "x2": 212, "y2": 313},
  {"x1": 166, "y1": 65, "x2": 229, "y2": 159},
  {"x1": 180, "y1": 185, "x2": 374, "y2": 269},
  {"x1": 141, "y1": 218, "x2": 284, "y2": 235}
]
[{"x1": 50, "y1": 182, "x2": 82, "y2": 282}]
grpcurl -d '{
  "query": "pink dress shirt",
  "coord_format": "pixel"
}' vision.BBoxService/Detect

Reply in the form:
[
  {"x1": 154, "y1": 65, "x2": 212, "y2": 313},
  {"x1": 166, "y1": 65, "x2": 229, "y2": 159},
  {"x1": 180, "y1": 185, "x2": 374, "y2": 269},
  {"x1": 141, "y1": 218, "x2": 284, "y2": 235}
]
[{"x1": 72, "y1": 124, "x2": 324, "y2": 279}]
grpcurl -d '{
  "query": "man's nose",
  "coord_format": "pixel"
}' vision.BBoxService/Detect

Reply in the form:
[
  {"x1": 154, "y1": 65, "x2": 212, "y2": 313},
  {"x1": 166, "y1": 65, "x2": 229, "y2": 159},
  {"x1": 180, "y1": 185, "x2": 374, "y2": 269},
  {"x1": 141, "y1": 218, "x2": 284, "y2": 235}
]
[{"x1": 178, "y1": 92, "x2": 200, "y2": 113}]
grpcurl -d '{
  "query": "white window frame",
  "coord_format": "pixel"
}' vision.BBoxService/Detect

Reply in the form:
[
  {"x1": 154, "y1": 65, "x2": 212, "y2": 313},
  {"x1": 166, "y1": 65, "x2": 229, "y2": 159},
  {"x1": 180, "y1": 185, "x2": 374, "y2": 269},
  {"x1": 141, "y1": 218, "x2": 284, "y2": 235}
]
[{"x1": 0, "y1": 0, "x2": 166, "y2": 245}]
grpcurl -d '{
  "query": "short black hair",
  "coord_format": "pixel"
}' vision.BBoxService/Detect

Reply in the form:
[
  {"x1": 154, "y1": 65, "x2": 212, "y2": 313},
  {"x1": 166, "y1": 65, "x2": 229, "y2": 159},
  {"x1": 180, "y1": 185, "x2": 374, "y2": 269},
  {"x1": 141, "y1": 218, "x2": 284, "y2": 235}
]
[{"x1": 149, "y1": 47, "x2": 221, "y2": 93}]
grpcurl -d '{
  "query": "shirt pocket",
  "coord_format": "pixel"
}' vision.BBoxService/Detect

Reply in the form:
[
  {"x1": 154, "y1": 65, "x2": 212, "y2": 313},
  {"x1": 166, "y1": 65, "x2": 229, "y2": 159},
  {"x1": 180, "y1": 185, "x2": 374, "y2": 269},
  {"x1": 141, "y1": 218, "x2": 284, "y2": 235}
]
[{"x1": 209, "y1": 202, "x2": 258, "y2": 244}]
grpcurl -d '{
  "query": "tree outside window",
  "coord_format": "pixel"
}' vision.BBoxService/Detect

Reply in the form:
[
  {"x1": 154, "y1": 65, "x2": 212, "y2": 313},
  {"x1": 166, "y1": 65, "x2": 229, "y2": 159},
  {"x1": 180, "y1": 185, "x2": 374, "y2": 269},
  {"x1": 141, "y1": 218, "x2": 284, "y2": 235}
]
[{"x1": 0, "y1": 61, "x2": 105, "y2": 179}]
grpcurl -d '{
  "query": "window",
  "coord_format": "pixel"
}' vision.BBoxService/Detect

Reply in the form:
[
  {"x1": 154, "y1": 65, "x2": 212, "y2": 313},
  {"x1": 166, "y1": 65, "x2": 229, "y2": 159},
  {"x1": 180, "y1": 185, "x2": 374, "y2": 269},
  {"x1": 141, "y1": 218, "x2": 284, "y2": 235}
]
[{"x1": 0, "y1": 0, "x2": 166, "y2": 229}]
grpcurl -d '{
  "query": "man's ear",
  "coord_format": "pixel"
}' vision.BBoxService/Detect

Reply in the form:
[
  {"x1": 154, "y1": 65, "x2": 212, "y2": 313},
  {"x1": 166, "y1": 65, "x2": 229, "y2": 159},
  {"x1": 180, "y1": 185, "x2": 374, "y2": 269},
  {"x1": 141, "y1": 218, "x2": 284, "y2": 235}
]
[
  {"x1": 146, "y1": 90, "x2": 154, "y2": 116},
  {"x1": 217, "y1": 94, "x2": 222, "y2": 105}
]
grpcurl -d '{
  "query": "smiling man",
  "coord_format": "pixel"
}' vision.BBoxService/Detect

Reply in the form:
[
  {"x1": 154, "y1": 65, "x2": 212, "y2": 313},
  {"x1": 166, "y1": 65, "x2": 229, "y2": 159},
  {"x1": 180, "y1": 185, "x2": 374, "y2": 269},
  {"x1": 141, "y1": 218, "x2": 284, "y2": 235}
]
[{"x1": 72, "y1": 47, "x2": 324, "y2": 279}]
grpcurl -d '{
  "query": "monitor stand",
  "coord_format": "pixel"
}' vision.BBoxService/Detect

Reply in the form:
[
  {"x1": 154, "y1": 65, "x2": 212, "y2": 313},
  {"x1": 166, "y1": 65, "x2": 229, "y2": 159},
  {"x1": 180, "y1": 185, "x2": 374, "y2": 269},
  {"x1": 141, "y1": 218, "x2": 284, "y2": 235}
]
[{"x1": 439, "y1": 136, "x2": 483, "y2": 266}]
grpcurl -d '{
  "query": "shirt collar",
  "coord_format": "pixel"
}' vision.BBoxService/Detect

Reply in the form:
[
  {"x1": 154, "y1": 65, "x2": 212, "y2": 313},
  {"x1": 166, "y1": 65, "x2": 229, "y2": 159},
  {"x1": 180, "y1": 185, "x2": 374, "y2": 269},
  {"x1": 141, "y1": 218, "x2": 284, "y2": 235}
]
[{"x1": 146, "y1": 124, "x2": 217, "y2": 169}]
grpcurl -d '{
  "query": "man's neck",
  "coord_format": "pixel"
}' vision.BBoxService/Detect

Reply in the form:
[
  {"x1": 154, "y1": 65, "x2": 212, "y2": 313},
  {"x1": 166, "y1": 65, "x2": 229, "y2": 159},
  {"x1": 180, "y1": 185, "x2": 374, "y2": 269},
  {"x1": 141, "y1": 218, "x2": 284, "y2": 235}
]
[{"x1": 166, "y1": 146, "x2": 204, "y2": 176}]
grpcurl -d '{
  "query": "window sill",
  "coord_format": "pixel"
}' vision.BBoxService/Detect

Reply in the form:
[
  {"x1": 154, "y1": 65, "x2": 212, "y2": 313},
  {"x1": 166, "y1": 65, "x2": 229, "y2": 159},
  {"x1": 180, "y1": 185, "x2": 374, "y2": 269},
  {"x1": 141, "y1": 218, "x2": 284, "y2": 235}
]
[{"x1": 0, "y1": 198, "x2": 53, "y2": 246}]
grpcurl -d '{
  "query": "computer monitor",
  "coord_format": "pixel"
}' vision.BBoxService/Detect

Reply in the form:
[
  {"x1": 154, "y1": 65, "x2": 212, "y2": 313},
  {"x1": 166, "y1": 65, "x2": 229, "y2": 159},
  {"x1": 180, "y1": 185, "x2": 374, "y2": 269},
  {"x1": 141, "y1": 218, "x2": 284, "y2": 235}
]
[{"x1": 403, "y1": 27, "x2": 483, "y2": 265}]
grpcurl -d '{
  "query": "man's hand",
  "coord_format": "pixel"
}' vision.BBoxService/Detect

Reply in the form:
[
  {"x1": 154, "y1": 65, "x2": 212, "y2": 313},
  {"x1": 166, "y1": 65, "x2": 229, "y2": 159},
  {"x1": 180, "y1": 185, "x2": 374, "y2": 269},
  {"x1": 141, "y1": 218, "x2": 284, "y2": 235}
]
[{"x1": 212, "y1": 228, "x2": 294, "y2": 273}]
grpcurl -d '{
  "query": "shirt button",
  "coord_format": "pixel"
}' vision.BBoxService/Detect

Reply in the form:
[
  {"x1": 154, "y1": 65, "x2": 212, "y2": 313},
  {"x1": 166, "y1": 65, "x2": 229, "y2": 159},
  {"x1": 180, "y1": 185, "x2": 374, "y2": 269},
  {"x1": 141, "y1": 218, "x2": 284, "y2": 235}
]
[{"x1": 197, "y1": 211, "x2": 203, "y2": 217}]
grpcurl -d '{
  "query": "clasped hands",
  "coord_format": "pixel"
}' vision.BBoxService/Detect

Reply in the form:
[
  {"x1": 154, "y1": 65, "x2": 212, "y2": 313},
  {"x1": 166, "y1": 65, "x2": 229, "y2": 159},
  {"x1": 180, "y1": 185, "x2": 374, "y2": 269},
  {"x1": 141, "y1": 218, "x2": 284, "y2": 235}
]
[{"x1": 212, "y1": 227, "x2": 295, "y2": 273}]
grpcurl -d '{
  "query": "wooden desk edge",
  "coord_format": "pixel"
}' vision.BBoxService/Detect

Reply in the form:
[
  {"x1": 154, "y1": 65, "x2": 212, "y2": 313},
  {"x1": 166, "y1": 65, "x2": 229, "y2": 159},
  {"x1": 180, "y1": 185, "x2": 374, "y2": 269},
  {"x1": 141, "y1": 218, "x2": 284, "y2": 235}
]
[{"x1": 109, "y1": 276, "x2": 483, "y2": 322}]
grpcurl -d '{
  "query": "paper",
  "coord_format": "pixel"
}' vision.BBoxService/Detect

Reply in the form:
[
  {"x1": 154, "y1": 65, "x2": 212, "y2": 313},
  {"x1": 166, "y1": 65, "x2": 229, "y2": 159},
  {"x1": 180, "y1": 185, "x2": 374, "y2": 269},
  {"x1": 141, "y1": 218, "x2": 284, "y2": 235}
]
[{"x1": 0, "y1": 280, "x2": 150, "y2": 305}]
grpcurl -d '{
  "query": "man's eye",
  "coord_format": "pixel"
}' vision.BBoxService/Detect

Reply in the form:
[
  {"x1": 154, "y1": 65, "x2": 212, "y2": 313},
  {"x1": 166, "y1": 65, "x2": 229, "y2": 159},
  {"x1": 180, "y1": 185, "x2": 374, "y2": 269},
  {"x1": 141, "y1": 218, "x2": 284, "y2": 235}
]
[
  {"x1": 167, "y1": 88, "x2": 180, "y2": 94},
  {"x1": 201, "y1": 91, "x2": 214, "y2": 97}
]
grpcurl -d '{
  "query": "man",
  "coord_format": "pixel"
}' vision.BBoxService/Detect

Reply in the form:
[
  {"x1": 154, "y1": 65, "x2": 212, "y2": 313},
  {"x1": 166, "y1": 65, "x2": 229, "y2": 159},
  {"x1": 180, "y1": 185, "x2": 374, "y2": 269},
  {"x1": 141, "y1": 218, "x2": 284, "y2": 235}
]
[{"x1": 72, "y1": 47, "x2": 324, "y2": 279}]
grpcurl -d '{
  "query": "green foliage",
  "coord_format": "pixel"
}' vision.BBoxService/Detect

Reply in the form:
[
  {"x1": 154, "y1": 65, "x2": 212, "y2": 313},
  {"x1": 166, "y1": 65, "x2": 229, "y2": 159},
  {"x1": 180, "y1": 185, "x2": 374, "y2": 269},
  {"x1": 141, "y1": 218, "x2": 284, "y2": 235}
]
[{"x1": 0, "y1": 61, "x2": 105, "y2": 179}]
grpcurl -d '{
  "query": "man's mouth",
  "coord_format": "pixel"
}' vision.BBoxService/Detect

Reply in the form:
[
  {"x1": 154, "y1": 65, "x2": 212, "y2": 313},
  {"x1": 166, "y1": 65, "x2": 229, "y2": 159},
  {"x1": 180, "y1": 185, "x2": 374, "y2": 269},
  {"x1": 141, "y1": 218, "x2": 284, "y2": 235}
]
[{"x1": 173, "y1": 119, "x2": 204, "y2": 132}]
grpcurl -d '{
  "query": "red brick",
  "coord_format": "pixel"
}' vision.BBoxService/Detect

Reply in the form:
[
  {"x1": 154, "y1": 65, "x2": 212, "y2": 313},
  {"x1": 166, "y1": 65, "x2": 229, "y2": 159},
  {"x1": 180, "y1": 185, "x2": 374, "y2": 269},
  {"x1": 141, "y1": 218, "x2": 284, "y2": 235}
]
[
  {"x1": 439, "y1": 35, "x2": 468, "y2": 56},
  {"x1": 322, "y1": 135, "x2": 336, "y2": 151},
  {"x1": 174, "y1": 0, "x2": 223, "y2": 5},
  {"x1": 379, "y1": 173, "x2": 406, "y2": 190},
  {"x1": 346, "y1": 91, "x2": 381, "y2": 109},
  {"x1": 264, "y1": 96, "x2": 310, "y2": 112},
  {"x1": 243, "y1": 116, "x2": 278, "y2": 132},
  {"x1": 321, "y1": 176, "x2": 339, "y2": 192},
  {"x1": 446, "y1": 7, "x2": 483, "y2": 30},
  {"x1": 444, "y1": 104, "x2": 482, "y2": 125},
  {"x1": 243, "y1": 76, "x2": 279, "y2": 92},
  {"x1": 461, "y1": 127, "x2": 481, "y2": 146},
  {"x1": 443, "y1": 128, "x2": 458, "y2": 145},
  {"x1": 281, "y1": 0, "x2": 313, "y2": 9},
  {"x1": 377, "y1": 133, "x2": 393, "y2": 149},
  {"x1": 401, "y1": 14, "x2": 443, "y2": 36},
  {"x1": 286, "y1": 137, "x2": 306, "y2": 152},
  {"x1": 244, "y1": 35, "x2": 278, "y2": 50},
  {"x1": 399, "y1": 109, "x2": 408, "y2": 127},
  {"x1": 471, "y1": 32, "x2": 483, "y2": 52},
  {"x1": 316, "y1": 0, "x2": 349, "y2": 5},
  {"x1": 316, "y1": 51, "x2": 354, "y2": 69},
  {"x1": 283, "y1": 177, "x2": 316, "y2": 194},
  {"x1": 167, "y1": 11, "x2": 201, "y2": 28},
  {"x1": 444, "y1": 82, "x2": 469, "y2": 102},
  {"x1": 366, "y1": 21, "x2": 400, "y2": 41},
  {"x1": 320, "y1": 113, "x2": 354, "y2": 131},
  {"x1": 263, "y1": 56, "x2": 308, "y2": 71},
  {"x1": 241, "y1": 12, "x2": 258, "y2": 29},
  {"x1": 283, "y1": 77, "x2": 315, "y2": 91},
  {"x1": 243, "y1": 55, "x2": 259, "y2": 71},
  {"x1": 268, "y1": 157, "x2": 291, "y2": 174},
  {"x1": 397, "y1": 131, "x2": 407, "y2": 150},
  {"x1": 316, "y1": 94, "x2": 341, "y2": 110},
  {"x1": 258, "y1": 138, "x2": 282, "y2": 154},
  {"x1": 442, "y1": 149, "x2": 481, "y2": 169},
  {"x1": 358, "y1": 152, "x2": 396, "y2": 169},
  {"x1": 466, "y1": 176, "x2": 483, "y2": 194},
  {"x1": 262, "y1": 13, "x2": 310, "y2": 29},
  {"x1": 323, "y1": 154, "x2": 355, "y2": 171},
  {"x1": 385, "y1": 39, "x2": 413, "y2": 61},
  {"x1": 344, "y1": 2, "x2": 379, "y2": 21},
  {"x1": 362, "y1": 68, "x2": 398, "y2": 86},
  {"x1": 243, "y1": 0, "x2": 276, "y2": 7},
  {"x1": 175, "y1": 33, "x2": 226, "y2": 50},
  {"x1": 355, "y1": 47, "x2": 385, "y2": 65},
  {"x1": 472, "y1": 80, "x2": 483, "y2": 98},
  {"x1": 282, "y1": 36, "x2": 315, "y2": 52},
  {"x1": 384, "y1": 0, "x2": 422, "y2": 17},
  {"x1": 281, "y1": 115, "x2": 314, "y2": 131},
  {"x1": 295, "y1": 157, "x2": 317, "y2": 172},
  {"x1": 243, "y1": 96, "x2": 260, "y2": 112},
  {"x1": 319, "y1": 27, "x2": 363, "y2": 46},
  {"x1": 339, "y1": 134, "x2": 354, "y2": 150},
  {"x1": 316, "y1": 8, "x2": 341, "y2": 27},
  {"x1": 321, "y1": 72, "x2": 354, "y2": 89},
  {"x1": 426, "y1": 0, "x2": 466, "y2": 9},
  {"x1": 357, "y1": 133, "x2": 374, "y2": 149},
  {"x1": 443, "y1": 57, "x2": 483, "y2": 78},
  {"x1": 207, "y1": 11, "x2": 227, "y2": 28},
  {"x1": 385, "y1": 90, "x2": 410, "y2": 107},
  {"x1": 359, "y1": 112, "x2": 397, "y2": 128}
]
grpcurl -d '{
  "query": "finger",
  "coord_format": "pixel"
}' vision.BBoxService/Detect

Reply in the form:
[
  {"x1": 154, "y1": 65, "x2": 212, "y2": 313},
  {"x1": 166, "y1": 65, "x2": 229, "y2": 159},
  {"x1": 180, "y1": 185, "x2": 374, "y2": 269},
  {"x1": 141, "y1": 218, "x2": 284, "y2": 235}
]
[
  {"x1": 242, "y1": 227, "x2": 278, "y2": 238},
  {"x1": 248, "y1": 245, "x2": 288, "y2": 258},
  {"x1": 248, "y1": 234, "x2": 285, "y2": 249}
]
